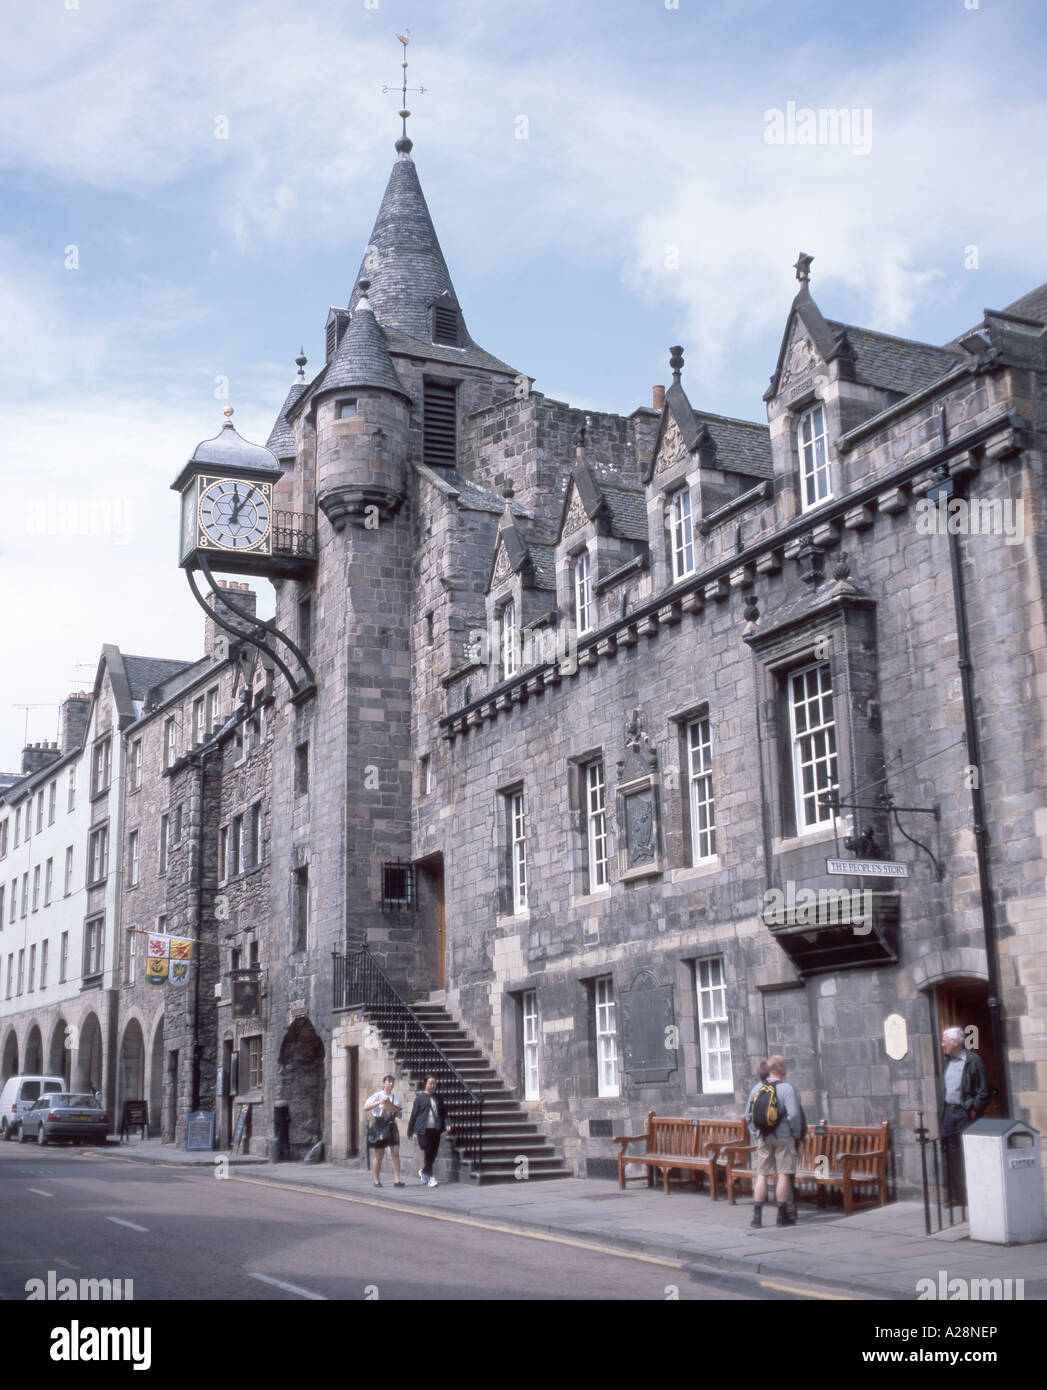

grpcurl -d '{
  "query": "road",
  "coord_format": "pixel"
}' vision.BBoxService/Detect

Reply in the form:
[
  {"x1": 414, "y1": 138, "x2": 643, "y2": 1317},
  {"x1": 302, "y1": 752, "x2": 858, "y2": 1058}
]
[{"x1": 0, "y1": 1143, "x2": 855, "y2": 1302}]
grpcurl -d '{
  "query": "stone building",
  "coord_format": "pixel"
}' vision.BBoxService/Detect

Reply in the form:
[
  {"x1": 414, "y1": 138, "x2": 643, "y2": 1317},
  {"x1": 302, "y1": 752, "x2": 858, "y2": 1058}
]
[
  {"x1": 246, "y1": 131, "x2": 1047, "y2": 1189},
  {"x1": 0, "y1": 657, "x2": 186, "y2": 1126},
  {"x1": 5, "y1": 127, "x2": 1045, "y2": 1195}
]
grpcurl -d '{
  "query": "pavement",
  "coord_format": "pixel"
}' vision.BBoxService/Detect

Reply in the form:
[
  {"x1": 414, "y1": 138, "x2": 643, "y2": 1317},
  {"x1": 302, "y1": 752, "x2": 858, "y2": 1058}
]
[{"x1": 99, "y1": 1137, "x2": 1047, "y2": 1301}]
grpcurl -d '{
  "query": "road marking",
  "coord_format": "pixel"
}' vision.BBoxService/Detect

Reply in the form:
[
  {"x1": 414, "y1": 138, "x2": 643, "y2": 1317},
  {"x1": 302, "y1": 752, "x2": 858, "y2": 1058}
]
[
  {"x1": 248, "y1": 1272, "x2": 328, "y2": 1301},
  {"x1": 229, "y1": 1174, "x2": 685, "y2": 1271},
  {"x1": 27, "y1": 1188, "x2": 53, "y2": 1198},
  {"x1": 106, "y1": 1217, "x2": 149, "y2": 1232},
  {"x1": 759, "y1": 1278, "x2": 855, "y2": 1301}
]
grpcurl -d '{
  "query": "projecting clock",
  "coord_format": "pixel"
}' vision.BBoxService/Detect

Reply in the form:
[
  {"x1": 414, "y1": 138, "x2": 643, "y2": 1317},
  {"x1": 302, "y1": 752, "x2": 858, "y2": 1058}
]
[
  {"x1": 198, "y1": 478, "x2": 272, "y2": 551},
  {"x1": 172, "y1": 408, "x2": 285, "y2": 574}
]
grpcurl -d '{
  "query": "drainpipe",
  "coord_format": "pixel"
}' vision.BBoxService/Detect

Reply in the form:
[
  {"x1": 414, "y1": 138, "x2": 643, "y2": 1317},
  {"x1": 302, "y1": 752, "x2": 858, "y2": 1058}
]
[{"x1": 928, "y1": 444, "x2": 1009, "y2": 1117}]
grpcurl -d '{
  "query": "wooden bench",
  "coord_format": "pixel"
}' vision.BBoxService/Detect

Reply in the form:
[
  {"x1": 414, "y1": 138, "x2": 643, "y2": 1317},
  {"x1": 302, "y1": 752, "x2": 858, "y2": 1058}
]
[
  {"x1": 615, "y1": 1113, "x2": 748, "y2": 1199},
  {"x1": 722, "y1": 1121, "x2": 890, "y2": 1215}
]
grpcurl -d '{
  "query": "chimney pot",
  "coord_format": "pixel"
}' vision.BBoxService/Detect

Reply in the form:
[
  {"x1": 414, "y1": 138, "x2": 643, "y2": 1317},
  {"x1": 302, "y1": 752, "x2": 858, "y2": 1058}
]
[{"x1": 653, "y1": 385, "x2": 665, "y2": 411}]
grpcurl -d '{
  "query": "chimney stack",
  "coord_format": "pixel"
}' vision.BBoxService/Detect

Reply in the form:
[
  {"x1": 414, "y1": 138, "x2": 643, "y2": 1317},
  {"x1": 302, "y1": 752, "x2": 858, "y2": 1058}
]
[
  {"x1": 205, "y1": 582, "x2": 259, "y2": 659},
  {"x1": 60, "y1": 691, "x2": 91, "y2": 753},
  {"x1": 21, "y1": 741, "x2": 62, "y2": 776},
  {"x1": 652, "y1": 385, "x2": 665, "y2": 411}
]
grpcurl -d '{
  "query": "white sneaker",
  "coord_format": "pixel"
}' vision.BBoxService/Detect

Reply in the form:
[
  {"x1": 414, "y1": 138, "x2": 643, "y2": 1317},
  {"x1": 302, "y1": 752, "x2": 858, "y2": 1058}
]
[
  {"x1": 418, "y1": 1169, "x2": 427, "y2": 1183},
  {"x1": 428, "y1": 1177, "x2": 439, "y2": 1187}
]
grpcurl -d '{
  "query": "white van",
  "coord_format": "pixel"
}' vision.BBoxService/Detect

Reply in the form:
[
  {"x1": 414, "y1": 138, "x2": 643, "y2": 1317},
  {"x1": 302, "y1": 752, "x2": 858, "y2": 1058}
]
[{"x1": 0, "y1": 1075, "x2": 66, "y2": 1140}]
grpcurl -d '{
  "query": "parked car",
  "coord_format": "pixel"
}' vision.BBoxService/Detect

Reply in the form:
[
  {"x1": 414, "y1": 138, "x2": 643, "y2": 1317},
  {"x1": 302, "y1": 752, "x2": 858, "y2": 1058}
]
[
  {"x1": 0, "y1": 1074, "x2": 65, "y2": 1140},
  {"x1": 17, "y1": 1093, "x2": 110, "y2": 1146}
]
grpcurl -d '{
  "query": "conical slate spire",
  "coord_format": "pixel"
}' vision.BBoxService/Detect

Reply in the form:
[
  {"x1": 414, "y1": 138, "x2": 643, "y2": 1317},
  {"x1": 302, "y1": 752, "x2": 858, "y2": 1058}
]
[
  {"x1": 323, "y1": 280, "x2": 410, "y2": 400},
  {"x1": 348, "y1": 154, "x2": 459, "y2": 341},
  {"x1": 266, "y1": 351, "x2": 310, "y2": 458}
]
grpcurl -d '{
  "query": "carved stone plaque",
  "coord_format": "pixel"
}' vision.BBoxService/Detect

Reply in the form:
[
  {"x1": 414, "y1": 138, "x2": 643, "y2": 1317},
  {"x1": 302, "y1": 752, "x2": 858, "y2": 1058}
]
[
  {"x1": 656, "y1": 415, "x2": 687, "y2": 474},
  {"x1": 563, "y1": 486, "x2": 588, "y2": 536},
  {"x1": 624, "y1": 787, "x2": 656, "y2": 864},
  {"x1": 492, "y1": 544, "x2": 512, "y2": 585},
  {"x1": 621, "y1": 970, "x2": 677, "y2": 1083}
]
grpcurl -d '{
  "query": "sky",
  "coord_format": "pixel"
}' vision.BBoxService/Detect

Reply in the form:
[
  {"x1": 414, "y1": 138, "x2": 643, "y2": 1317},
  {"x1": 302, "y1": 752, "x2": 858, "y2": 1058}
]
[{"x1": 1, "y1": 0, "x2": 1045, "y2": 767}]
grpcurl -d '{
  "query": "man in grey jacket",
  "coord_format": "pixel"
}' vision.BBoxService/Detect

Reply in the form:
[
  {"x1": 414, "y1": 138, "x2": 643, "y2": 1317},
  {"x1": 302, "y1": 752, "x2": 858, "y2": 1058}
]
[{"x1": 746, "y1": 1055, "x2": 807, "y2": 1228}]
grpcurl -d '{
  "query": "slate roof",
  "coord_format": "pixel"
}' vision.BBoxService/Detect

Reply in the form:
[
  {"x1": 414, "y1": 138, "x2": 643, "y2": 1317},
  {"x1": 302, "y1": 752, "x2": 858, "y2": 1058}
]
[
  {"x1": 123, "y1": 656, "x2": 195, "y2": 702},
  {"x1": 320, "y1": 296, "x2": 410, "y2": 400},
  {"x1": 601, "y1": 485, "x2": 649, "y2": 540},
  {"x1": 446, "y1": 472, "x2": 531, "y2": 517},
  {"x1": 696, "y1": 413, "x2": 773, "y2": 480},
  {"x1": 947, "y1": 280, "x2": 1047, "y2": 349},
  {"x1": 526, "y1": 542, "x2": 557, "y2": 591},
  {"x1": 825, "y1": 321, "x2": 963, "y2": 396},
  {"x1": 1001, "y1": 282, "x2": 1047, "y2": 324},
  {"x1": 266, "y1": 380, "x2": 307, "y2": 458},
  {"x1": 346, "y1": 152, "x2": 519, "y2": 377}
]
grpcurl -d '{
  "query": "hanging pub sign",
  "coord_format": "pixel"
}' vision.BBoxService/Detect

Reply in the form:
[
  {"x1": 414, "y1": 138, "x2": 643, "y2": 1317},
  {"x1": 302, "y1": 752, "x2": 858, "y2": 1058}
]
[{"x1": 232, "y1": 976, "x2": 261, "y2": 1018}]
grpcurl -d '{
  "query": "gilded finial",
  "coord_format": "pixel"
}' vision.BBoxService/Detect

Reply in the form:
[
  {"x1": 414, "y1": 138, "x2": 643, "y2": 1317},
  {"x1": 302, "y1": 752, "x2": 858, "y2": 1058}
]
[{"x1": 223, "y1": 405, "x2": 235, "y2": 421}]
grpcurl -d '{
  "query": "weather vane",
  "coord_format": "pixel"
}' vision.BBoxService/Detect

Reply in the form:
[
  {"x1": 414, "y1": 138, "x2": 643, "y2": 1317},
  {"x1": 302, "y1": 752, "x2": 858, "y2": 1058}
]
[{"x1": 382, "y1": 29, "x2": 426, "y2": 144}]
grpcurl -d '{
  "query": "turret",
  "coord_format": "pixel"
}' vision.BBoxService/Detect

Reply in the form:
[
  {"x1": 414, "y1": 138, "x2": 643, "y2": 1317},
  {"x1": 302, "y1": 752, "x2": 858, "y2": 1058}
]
[{"x1": 314, "y1": 280, "x2": 412, "y2": 530}]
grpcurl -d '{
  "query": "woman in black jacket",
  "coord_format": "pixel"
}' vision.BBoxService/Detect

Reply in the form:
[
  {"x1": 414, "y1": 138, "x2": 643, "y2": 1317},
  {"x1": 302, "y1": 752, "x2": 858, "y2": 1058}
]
[{"x1": 409, "y1": 1076, "x2": 452, "y2": 1187}]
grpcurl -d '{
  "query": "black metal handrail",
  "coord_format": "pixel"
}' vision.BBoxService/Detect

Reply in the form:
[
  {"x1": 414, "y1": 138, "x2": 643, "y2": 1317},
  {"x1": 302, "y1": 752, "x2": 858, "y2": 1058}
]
[
  {"x1": 915, "y1": 1111, "x2": 967, "y2": 1233},
  {"x1": 273, "y1": 509, "x2": 316, "y2": 559},
  {"x1": 333, "y1": 948, "x2": 484, "y2": 1181}
]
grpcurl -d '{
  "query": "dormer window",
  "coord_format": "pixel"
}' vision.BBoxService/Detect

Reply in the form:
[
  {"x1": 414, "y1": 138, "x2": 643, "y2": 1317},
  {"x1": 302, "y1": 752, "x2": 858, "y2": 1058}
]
[
  {"x1": 799, "y1": 403, "x2": 831, "y2": 511},
  {"x1": 326, "y1": 320, "x2": 338, "y2": 359},
  {"x1": 669, "y1": 488, "x2": 695, "y2": 582},
  {"x1": 501, "y1": 599, "x2": 518, "y2": 681},
  {"x1": 574, "y1": 551, "x2": 593, "y2": 635},
  {"x1": 432, "y1": 304, "x2": 460, "y2": 347}
]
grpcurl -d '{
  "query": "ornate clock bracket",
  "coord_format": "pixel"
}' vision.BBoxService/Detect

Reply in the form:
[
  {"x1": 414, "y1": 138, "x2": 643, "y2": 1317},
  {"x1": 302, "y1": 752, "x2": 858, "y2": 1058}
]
[{"x1": 187, "y1": 555, "x2": 316, "y2": 701}]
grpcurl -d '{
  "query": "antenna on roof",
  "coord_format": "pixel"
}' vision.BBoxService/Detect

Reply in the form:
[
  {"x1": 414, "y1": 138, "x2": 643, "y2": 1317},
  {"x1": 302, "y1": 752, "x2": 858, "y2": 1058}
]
[{"x1": 383, "y1": 29, "x2": 426, "y2": 154}]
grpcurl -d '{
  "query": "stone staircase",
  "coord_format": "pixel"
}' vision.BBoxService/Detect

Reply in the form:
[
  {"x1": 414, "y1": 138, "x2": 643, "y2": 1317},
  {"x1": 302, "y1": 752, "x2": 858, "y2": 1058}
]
[{"x1": 387, "y1": 1000, "x2": 572, "y2": 1184}]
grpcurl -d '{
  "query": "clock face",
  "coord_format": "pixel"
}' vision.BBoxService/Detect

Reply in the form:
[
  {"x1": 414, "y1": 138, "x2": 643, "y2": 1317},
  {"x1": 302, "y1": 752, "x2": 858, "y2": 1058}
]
[{"x1": 197, "y1": 478, "x2": 272, "y2": 552}]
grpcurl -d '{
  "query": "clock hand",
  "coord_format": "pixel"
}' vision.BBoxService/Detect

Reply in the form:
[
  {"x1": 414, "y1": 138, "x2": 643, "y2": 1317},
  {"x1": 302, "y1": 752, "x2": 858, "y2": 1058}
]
[{"x1": 228, "y1": 486, "x2": 243, "y2": 525}]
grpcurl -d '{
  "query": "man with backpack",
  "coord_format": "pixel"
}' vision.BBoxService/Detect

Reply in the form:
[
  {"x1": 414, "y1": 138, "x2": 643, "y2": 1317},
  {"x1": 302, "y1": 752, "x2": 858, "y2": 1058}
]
[{"x1": 746, "y1": 1054, "x2": 807, "y2": 1228}]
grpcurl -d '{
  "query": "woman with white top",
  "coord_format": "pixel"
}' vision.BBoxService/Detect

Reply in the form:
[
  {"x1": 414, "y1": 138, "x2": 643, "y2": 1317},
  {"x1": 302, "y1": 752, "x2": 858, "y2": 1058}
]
[{"x1": 364, "y1": 1074, "x2": 404, "y2": 1187}]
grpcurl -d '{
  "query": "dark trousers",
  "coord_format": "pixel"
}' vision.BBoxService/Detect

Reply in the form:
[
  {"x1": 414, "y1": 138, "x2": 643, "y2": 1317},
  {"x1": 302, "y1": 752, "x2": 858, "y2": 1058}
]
[
  {"x1": 418, "y1": 1128, "x2": 441, "y2": 1177},
  {"x1": 941, "y1": 1104, "x2": 970, "y2": 1204}
]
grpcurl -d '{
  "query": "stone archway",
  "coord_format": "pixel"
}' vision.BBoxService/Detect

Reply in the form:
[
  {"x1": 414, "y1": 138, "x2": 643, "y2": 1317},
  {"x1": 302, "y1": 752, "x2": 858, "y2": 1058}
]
[
  {"x1": 48, "y1": 1019, "x2": 73, "y2": 1085},
  {"x1": 118, "y1": 1019, "x2": 146, "y2": 1119},
  {"x1": 277, "y1": 1018, "x2": 325, "y2": 1158},
  {"x1": 149, "y1": 1018, "x2": 164, "y2": 1137},
  {"x1": 24, "y1": 1024, "x2": 43, "y2": 1075},
  {"x1": 74, "y1": 1013, "x2": 104, "y2": 1093},
  {"x1": 1, "y1": 1031, "x2": 18, "y2": 1084}
]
